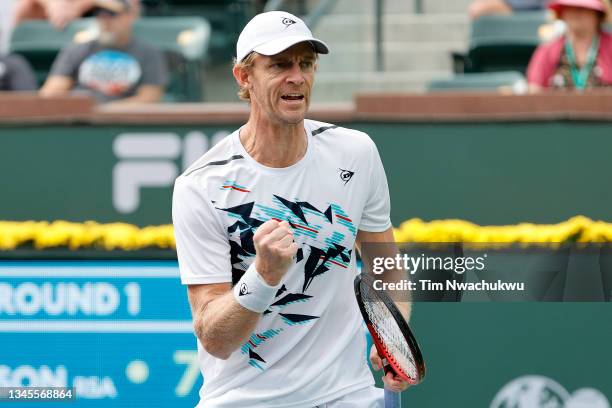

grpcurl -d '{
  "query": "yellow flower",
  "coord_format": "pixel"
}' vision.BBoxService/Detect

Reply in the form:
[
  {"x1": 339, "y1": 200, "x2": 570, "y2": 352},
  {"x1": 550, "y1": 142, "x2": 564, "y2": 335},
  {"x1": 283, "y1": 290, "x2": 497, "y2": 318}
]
[
  {"x1": 1, "y1": 216, "x2": 611, "y2": 252},
  {"x1": 392, "y1": 216, "x2": 609, "y2": 245}
]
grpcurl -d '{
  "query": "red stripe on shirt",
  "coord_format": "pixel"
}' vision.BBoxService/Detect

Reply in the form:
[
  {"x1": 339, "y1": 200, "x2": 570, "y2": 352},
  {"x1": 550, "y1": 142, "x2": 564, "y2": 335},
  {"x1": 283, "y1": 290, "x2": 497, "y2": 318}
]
[
  {"x1": 329, "y1": 260, "x2": 348, "y2": 268},
  {"x1": 336, "y1": 214, "x2": 352, "y2": 222},
  {"x1": 222, "y1": 185, "x2": 250, "y2": 193}
]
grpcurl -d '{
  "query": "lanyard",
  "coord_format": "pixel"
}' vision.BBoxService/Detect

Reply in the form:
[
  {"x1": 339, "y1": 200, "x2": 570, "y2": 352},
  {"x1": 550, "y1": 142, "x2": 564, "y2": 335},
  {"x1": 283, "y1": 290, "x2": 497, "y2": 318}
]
[{"x1": 564, "y1": 35, "x2": 600, "y2": 90}]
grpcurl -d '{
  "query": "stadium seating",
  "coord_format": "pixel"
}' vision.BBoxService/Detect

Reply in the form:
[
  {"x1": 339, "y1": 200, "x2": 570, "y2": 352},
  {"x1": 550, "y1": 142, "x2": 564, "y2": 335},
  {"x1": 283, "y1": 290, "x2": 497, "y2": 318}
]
[
  {"x1": 133, "y1": 17, "x2": 212, "y2": 101},
  {"x1": 9, "y1": 17, "x2": 211, "y2": 101},
  {"x1": 459, "y1": 11, "x2": 550, "y2": 74},
  {"x1": 9, "y1": 19, "x2": 96, "y2": 86},
  {"x1": 141, "y1": 0, "x2": 252, "y2": 61},
  {"x1": 427, "y1": 71, "x2": 527, "y2": 93}
]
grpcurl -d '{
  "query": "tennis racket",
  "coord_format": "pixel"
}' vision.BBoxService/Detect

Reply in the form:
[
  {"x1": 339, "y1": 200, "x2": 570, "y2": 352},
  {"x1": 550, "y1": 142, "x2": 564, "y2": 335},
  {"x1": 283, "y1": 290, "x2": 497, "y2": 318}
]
[{"x1": 354, "y1": 273, "x2": 426, "y2": 408}]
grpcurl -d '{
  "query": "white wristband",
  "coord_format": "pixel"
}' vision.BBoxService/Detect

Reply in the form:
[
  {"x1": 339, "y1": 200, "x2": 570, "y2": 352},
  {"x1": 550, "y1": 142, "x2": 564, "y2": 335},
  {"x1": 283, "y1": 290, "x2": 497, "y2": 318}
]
[{"x1": 233, "y1": 263, "x2": 281, "y2": 313}]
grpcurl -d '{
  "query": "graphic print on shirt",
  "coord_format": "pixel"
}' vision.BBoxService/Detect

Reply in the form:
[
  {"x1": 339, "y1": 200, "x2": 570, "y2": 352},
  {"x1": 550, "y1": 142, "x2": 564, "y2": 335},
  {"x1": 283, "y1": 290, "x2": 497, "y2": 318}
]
[
  {"x1": 240, "y1": 328, "x2": 284, "y2": 370},
  {"x1": 220, "y1": 180, "x2": 251, "y2": 193},
  {"x1": 216, "y1": 190, "x2": 357, "y2": 371},
  {"x1": 78, "y1": 50, "x2": 141, "y2": 96}
]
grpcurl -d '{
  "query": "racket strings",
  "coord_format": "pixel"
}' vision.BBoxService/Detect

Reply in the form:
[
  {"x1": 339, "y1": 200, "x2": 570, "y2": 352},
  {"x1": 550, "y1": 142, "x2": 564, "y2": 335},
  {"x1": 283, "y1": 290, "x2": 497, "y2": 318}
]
[{"x1": 362, "y1": 282, "x2": 418, "y2": 379}]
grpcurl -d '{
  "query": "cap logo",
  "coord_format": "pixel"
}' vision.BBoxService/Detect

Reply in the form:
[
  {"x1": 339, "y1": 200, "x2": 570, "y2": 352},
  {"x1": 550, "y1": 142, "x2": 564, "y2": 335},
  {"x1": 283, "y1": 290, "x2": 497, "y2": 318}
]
[{"x1": 281, "y1": 17, "x2": 297, "y2": 28}]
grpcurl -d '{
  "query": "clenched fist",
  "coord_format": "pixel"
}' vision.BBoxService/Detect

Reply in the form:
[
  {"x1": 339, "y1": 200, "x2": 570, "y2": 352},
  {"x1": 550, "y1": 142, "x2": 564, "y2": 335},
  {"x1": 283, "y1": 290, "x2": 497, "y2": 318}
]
[{"x1": 253, "y1": 220, "x2": 299, "y2": 286}]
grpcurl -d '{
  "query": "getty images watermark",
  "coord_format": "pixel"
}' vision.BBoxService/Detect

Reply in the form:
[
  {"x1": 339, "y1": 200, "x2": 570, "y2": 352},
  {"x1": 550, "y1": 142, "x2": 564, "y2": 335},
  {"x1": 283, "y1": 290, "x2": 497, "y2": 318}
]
[
  {"x1": 364, "y1": 242, "x2": 612, "y2": 302},
  {"x1": 370, "y1": 252, "x2": 525, "y2": 293}
]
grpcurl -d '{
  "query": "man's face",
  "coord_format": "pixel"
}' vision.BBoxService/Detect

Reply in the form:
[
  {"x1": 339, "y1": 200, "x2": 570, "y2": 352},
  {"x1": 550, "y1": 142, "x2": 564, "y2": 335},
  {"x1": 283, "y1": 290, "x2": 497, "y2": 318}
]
[
  {"x1": 245, "y1": 42, "x2": 317, "y2": 126},
  {"x1": 96, "y1": 10, "x2": 133, "y2": 45}
]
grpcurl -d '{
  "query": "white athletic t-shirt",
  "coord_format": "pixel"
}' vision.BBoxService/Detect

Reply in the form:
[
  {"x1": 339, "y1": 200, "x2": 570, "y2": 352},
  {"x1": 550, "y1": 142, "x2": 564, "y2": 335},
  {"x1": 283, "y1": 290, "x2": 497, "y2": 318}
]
[{"x1": 172, "y1": 119, "x2": 392, "y2": 408}]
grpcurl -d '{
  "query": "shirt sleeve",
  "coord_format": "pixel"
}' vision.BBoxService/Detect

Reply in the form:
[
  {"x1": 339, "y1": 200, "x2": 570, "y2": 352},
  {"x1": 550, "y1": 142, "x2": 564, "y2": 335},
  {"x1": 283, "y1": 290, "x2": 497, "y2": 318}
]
[
  {"x1": 359, "y1": 138, "x2": 392, "y2": 232},
  {"x1": 526, "y1": 44, "x2": 549, "y2": 87},
  {"x1": 49, "y1": 43, "x2": 88, "y2": 79},
  {"x1": 172, "y1": 175, "x2": 232, "y2": 285},
  {"x1": 139, "y1": 44, "x2": 168, "y2": 87}
]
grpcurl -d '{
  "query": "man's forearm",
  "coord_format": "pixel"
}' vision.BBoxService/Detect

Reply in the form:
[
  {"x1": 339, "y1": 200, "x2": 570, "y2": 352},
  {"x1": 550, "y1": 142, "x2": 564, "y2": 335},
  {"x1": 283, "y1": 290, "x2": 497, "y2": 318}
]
[
  {"x1": 105, "y1": 86, "x2": 163, "y2": 105},
  {"x1": 194, "y1": 291, "x2": 261, "y2": 360},
  {"x1": 356, "y1": 228, "x2": 412, "y2": 321}
]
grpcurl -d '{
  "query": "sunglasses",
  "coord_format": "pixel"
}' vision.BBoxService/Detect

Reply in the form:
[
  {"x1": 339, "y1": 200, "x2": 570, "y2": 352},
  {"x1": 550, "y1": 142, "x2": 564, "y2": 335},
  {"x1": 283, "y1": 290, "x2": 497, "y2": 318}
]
[{"x1": 93, "y1": 7, "x2": 127, "y2": 17}]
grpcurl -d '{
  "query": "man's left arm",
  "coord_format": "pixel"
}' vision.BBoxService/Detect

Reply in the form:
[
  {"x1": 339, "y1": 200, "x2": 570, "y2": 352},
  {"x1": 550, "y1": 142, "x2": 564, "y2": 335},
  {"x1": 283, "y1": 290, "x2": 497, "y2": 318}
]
[
  {"x1": 356, "y1": 136, "x2": 410, "y2": 318},
  {"x1": 355, "y1": 227, "x2": 411, "y2": 321},
  {"x1": 104, "y1": 84, "x2": 164, "y2": 105},
  {"x1": 355, "y1": 136, "x2": 412, "y2": 392},
  {"x1": 355, "y1": 227, "x2": 412, "y2": 393}
]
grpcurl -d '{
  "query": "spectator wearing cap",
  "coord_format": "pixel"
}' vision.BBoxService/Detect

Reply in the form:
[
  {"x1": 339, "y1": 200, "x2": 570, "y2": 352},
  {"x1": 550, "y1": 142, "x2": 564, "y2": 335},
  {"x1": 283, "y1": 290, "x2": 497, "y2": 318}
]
[
  {"x1": 40, "y1": 0, "x2": 167, "y2": 104},
  {"x1": 527, "y1": 0, "x2": 612, "y2": 91},
  {"x1": 469, "y1": 0, "x2": 546, "y2": 20},
  {"x1": 13, "y1": 0, "x2": 140, "y2": 30}
]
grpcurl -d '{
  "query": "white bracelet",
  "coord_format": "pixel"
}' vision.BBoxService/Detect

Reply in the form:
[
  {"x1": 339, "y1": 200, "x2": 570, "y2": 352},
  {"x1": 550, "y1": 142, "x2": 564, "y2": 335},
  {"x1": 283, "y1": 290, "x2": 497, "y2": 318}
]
[{"x1": 233, "y1": 263, "x2": 281, "y2": 313}]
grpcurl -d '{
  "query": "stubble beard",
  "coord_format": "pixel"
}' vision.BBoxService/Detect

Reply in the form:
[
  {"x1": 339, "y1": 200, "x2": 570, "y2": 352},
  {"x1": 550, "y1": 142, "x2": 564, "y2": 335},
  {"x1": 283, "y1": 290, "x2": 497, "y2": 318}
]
[{"x1": 98, "y1": 31, "x2": 118, "y2": 46}]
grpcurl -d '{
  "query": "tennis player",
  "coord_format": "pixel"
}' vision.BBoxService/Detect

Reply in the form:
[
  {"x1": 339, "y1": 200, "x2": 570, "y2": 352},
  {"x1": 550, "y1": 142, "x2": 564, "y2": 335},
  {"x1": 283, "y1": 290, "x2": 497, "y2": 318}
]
[{"x1": 172, "y1": 11, "x2": 410, "y2": 407}]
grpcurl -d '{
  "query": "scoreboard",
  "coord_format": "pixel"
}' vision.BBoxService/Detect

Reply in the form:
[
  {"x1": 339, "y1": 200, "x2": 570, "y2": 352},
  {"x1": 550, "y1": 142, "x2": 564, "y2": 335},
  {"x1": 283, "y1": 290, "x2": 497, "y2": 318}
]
[{"x1": 0, "y1": 261, "x2": 201, "y2": 407}]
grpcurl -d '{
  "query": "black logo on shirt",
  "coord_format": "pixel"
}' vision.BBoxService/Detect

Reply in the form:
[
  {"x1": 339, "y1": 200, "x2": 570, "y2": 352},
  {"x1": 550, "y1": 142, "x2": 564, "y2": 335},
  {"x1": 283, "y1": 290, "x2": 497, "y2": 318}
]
[
  {"x1": 282, "y1": 18, "x2": 297, "y2": 28},
  {"x1": 239, "y1": 283, "x2": 251, "y2": 296},
  {"x1": 339, "y1": 169, "x2": 355, "y2": 185}
]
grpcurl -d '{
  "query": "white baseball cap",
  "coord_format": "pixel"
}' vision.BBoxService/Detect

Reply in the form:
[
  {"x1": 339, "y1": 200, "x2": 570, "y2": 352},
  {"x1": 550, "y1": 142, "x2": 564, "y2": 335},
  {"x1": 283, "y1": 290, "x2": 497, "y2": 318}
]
[{"x1": 236, "y1": 11, "x2": 329, "y2": 62}]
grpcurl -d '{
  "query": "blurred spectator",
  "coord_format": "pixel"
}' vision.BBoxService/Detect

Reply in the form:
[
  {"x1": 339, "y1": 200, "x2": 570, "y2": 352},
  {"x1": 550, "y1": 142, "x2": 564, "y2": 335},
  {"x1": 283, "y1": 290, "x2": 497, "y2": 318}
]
[
  {"x1": 0, "y1": 54, "x2": 37, "y2": 90},
  {"x1": 527, "y1": 0, "x2": 612, "y2": 91},
  {"x1": 469, "y1": 0, "x2": 546, "y2": 19},
  {"x1": 14, "y1": 0, "x2": 95, "y2": 30},
  {"x1": 0, "y1": 0, "x2": 35, "y2": 91},
  {"x1": 13, "y1": 0, "x2": 140, "y2": 30},
  {"x1": 40, "y1": 0, "x2": 167, "y2": 104}
]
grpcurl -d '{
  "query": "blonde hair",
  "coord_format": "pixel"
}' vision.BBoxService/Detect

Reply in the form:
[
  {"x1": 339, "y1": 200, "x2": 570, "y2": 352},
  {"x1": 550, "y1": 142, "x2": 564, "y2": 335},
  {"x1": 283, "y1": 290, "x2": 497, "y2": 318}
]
[{"x1": 233, "y1": 52, "x2": 257, "y2": 101}]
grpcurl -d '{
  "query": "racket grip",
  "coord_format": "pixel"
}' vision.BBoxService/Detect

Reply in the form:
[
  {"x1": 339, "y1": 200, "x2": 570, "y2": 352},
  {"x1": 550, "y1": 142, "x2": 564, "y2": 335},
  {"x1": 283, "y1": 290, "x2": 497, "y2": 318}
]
[
  {"x1": 384, "y1": 389, "x2": 401, "y2": 408},
  {"x1": 382, "y1": 360, "x2": 401, "y2": 407}
]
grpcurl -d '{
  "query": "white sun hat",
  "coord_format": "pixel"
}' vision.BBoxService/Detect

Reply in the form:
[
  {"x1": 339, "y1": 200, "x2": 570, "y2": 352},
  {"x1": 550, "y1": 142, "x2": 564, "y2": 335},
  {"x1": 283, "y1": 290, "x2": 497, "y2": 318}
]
[{"x1": 236, "y1": 11, "x2": 329, "y2": 62}]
